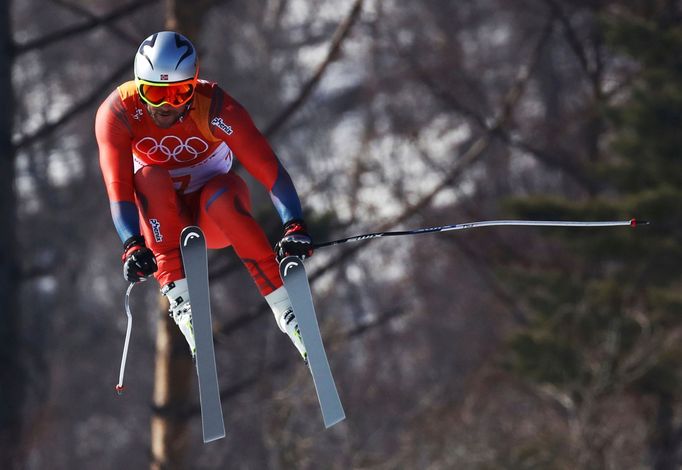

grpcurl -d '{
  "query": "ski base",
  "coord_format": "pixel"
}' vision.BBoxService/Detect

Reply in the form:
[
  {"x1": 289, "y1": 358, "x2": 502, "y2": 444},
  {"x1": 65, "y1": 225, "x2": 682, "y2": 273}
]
[
  {"x1": 280, "y1": 256, "x2": 346, "y2": 428},
  {"x1": 181, "y1": 226, "x2": 226, "y2": 443}
]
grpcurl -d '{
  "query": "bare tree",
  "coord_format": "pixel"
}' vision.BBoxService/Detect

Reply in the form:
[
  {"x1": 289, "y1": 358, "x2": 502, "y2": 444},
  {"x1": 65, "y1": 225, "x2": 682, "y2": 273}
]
[
  {"x1": 150, "y1": 2, "x2": 215, "y2": 469},
  {"x1": 0, "y1": 2, "x2": 22, "y2": 468}
]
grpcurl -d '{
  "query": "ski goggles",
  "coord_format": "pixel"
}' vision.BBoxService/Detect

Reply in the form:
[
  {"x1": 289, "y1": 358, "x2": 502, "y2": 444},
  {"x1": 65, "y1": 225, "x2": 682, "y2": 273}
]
[{"x1": 137, "y1": 80, "x2": 196, "y2": 108}]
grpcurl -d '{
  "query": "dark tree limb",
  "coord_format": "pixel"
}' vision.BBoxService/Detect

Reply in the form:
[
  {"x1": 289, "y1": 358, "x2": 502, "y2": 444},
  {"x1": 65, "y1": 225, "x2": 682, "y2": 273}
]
[
  {"x1": 263, "y1": 0, "x2": 364, "y2": 137},
  {"x1": 49, "y1": 0, "x2": 141, "y2": 46},
  {"x1": 0, "y1": 2, "x2": 21, "y2": 468},
  {"x1": 13, "y1": 60, "x2": 129, "y2": 150},
  {"x1": 13, "y1": 0, "x2": 160, "y2": 56}
]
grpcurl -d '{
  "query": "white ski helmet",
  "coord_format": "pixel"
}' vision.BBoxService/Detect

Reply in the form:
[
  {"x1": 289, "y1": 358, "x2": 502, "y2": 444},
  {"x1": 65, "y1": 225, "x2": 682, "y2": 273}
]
[{"x1": 134, "y1": 31, "x2": 199, "y2": 106}]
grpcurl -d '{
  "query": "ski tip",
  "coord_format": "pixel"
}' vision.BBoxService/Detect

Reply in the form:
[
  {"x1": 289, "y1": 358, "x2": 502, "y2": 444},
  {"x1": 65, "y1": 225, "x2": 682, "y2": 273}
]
[
  {"x1": 181, "y1": 226, "x2": 204, "y2": 247},
  {"x1": 115, "y1": 384, "x2": 125, "y2": 396},
  {"x1": 630, "y1": 218, "x2": 650, "y2": 227},
  {"x1": 279, "y1": 256, "x2": 303, "y2": 277}
]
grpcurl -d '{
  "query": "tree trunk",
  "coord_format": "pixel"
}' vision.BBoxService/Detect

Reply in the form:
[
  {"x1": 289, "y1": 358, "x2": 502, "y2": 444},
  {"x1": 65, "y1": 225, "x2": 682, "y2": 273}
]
[
  {"x1": 651, "y1": 393, "x2": 679, "y2": 470},
  {"x1": 151, "y1": 298, "x2": 193, "y2": 470},
  {"x1": 0, "y1": 2, "x2": 23, "y2": 468},
  {"x1": 164, "y1": 0, "x2": 213, "y2": 40},
  {"x1": 150, "y1": 3, "x2": 213, "y2": 468}
]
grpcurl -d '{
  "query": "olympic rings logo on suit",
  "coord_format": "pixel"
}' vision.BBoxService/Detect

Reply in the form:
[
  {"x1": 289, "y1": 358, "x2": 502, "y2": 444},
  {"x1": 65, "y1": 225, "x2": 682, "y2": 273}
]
[{"x1": 135, "y1": 136, "x2": 210, "y2": 163}]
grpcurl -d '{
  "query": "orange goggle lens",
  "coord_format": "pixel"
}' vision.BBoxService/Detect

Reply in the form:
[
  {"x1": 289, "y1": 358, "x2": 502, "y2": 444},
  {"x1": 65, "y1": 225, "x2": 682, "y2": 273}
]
[{"x1": 139, "y1": 83, "x2": 195, "y2": 107}]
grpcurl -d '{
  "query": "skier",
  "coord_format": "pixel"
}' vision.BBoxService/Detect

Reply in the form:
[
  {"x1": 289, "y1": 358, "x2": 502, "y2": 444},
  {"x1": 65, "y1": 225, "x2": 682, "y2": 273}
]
[{"x1": 95, "y1": 31, "x2": 311, "y2": 360}]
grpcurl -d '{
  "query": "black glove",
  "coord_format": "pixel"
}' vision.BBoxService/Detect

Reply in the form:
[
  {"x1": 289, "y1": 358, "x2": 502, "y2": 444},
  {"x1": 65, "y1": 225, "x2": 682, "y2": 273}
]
[
  {"x1": 122, "y1": 235, "x2": 158, "y2": 282},
  {"x1": 275, "y1": 220, "x2": 313, "y2": 263}
]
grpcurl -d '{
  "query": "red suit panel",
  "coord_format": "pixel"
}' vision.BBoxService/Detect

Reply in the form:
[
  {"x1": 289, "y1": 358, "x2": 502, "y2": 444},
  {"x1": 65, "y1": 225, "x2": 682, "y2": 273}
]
[{"x1": 96, "y1": 80, "x2": 293, "y2": 294}]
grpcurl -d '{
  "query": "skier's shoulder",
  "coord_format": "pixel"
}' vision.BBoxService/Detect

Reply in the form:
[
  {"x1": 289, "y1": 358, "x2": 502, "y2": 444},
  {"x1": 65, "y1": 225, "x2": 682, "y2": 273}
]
[
  {"x1": 197, "y1": 80, "x2": 246, "y2": 117},
  {"x1": 106, "y1": 80, "x2": 141, "y2": 123},
  {"x1": 96, "y1": 81, "x2": 132, "y2": 116},
  {"x1": 116, "y1": 80, "x2": 138, "y2": 102},
  {"x1": 96, "y1": 83, "x2": 134, "y2": 135}
]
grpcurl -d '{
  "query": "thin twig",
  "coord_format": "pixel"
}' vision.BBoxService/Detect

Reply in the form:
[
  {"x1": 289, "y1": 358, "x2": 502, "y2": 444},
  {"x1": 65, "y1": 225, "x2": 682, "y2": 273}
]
[
  {"x1": 263, "y1": 0, "x2": 364, "y2": 137},
  {"x1": 13, "y1": 60, "x2": 130, "y2": 150},
  {"x1": 50, "y1": 0, "x2": 141, "y2": 46},
  {"x1": 13, "y1": 0, "x2": 160, "y2": 55}
]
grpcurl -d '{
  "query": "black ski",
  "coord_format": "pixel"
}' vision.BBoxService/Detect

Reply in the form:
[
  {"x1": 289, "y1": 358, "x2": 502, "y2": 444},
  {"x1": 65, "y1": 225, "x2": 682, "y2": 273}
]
[
  {"x1": 279, "y1": 256, "x2": 346, "y2": 428},
  {"x1": 180, "y1": 226, "x2": 226, "y2": 443}
]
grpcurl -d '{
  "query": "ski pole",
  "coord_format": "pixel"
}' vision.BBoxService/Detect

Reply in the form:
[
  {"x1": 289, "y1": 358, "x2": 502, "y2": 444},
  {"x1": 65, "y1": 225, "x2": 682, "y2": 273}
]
[
  {"x1": 115, "y1": 282, "x2": 136, "y2": 395},
  {"x1": 314, "y1": 218, "x2": 648, "y2": 249}
]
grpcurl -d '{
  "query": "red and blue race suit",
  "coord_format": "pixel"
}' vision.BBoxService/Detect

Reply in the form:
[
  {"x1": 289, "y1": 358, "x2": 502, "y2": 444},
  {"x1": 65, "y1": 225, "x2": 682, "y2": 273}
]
[{"x1": 96, "y1": 80, "x2": 302, "y2": 294}]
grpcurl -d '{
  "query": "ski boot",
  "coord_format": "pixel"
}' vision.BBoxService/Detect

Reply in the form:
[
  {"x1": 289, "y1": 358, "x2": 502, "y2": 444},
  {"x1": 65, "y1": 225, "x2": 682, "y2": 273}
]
[
  {"x1": 161, "y1": 278, "x2": 196, "y2": 358},
  {"x1": 265, "y1": 286, "x2": 308, "y2": 363}
]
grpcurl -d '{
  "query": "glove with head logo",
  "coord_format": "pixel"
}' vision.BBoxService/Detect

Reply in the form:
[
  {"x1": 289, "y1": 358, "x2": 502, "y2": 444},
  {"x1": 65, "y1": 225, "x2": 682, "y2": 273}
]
[
  {"x1": 122, "y1": 235, "x2": 158, "y2": 282},
  {"x1": 275, "y1": 220, "x2": 314, "y2": 263}
]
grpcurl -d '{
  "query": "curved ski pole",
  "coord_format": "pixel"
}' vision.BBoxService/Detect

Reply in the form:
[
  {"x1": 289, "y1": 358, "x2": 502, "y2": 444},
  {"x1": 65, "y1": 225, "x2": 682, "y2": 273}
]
[
  {"x1": 314, "y1": 218, "x2": 649, "y2": 249},
  {"x1": 115, "y1": 281, "x2": 137, "y2": 395}
]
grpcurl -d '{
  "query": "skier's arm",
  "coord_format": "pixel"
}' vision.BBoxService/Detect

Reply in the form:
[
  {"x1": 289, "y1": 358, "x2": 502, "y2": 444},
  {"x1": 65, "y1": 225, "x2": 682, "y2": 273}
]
[
  {"x1": 209, "y1": 87, "x2": 303, "y2": 225},
  {"x1": 95, "y1": 90, "x2": 140, "y2": 244}
]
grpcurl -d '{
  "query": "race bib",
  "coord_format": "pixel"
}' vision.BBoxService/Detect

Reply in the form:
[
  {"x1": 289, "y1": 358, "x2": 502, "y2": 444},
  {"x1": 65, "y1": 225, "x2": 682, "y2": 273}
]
[{"x1": 133, "y1": 142, "x2": 234, "y2": 194}]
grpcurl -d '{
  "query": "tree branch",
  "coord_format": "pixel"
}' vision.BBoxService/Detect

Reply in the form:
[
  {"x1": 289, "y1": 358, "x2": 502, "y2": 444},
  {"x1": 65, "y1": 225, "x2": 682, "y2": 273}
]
[
  {"x1": 263, "y1": 0, "x2": 364, "y2": 137},
  {"x1": 13, "y1": 0, "x2": 160, "y2": 56},
  {"x1": 398, "y1": 10, "x2": 598, "y2": 191},
  {"x1": 13, "y1": 60, "x2": 129, "y2": 150},
  {"x1": 49, "y1": 0, "x2": 141, "y2": 46},
  {"x1": 308, "y1": 17, "x2": 555, "y2": 283},
  {"x1": 542, "y1": 0, "x2": 593, "y2": 78}
]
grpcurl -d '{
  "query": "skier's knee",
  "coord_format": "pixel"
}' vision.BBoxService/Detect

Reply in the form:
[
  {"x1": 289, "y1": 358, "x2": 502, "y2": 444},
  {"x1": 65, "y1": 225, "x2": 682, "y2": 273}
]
[
  {"x1": 201, "y1": 173, "x2": 252, "y2": 214},
  {"x1": 134, "y1": 165, "x2": 172, "y2": 190},
  {"x1": 135, "y1": 165, "x2": 170, "y2": 179}
]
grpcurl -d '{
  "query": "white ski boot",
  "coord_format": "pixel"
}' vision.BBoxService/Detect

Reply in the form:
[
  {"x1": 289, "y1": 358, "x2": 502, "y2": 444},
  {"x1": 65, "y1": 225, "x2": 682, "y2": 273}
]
[
  {"x1": 161, "y1": 278, "x2": 196, "y2": 357},
  {"x1": 265, "y1": 286, "x2": 307, "y2": 362}
]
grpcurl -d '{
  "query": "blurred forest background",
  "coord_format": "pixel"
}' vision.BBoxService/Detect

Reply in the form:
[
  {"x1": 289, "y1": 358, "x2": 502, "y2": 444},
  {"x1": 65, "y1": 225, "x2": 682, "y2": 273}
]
[{"x1": 1, "y1": 0, "x2": 681, "y2": 469}]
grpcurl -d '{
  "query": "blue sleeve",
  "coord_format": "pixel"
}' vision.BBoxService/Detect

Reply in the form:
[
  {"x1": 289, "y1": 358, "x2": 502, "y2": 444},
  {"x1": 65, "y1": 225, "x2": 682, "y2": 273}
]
[
  {"x1": 110, "y1": 201, "x2": 140, "y2": 244},
  {"x1": 269, "y1": 162, "x2": 303, "y2": 224}
]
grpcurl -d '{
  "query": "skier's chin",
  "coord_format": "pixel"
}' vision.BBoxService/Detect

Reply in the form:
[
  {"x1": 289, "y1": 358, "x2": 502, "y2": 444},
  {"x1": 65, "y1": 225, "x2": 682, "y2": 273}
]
[{"x1": 149, "y1": 106, "x2": 182, "y2": 128}]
